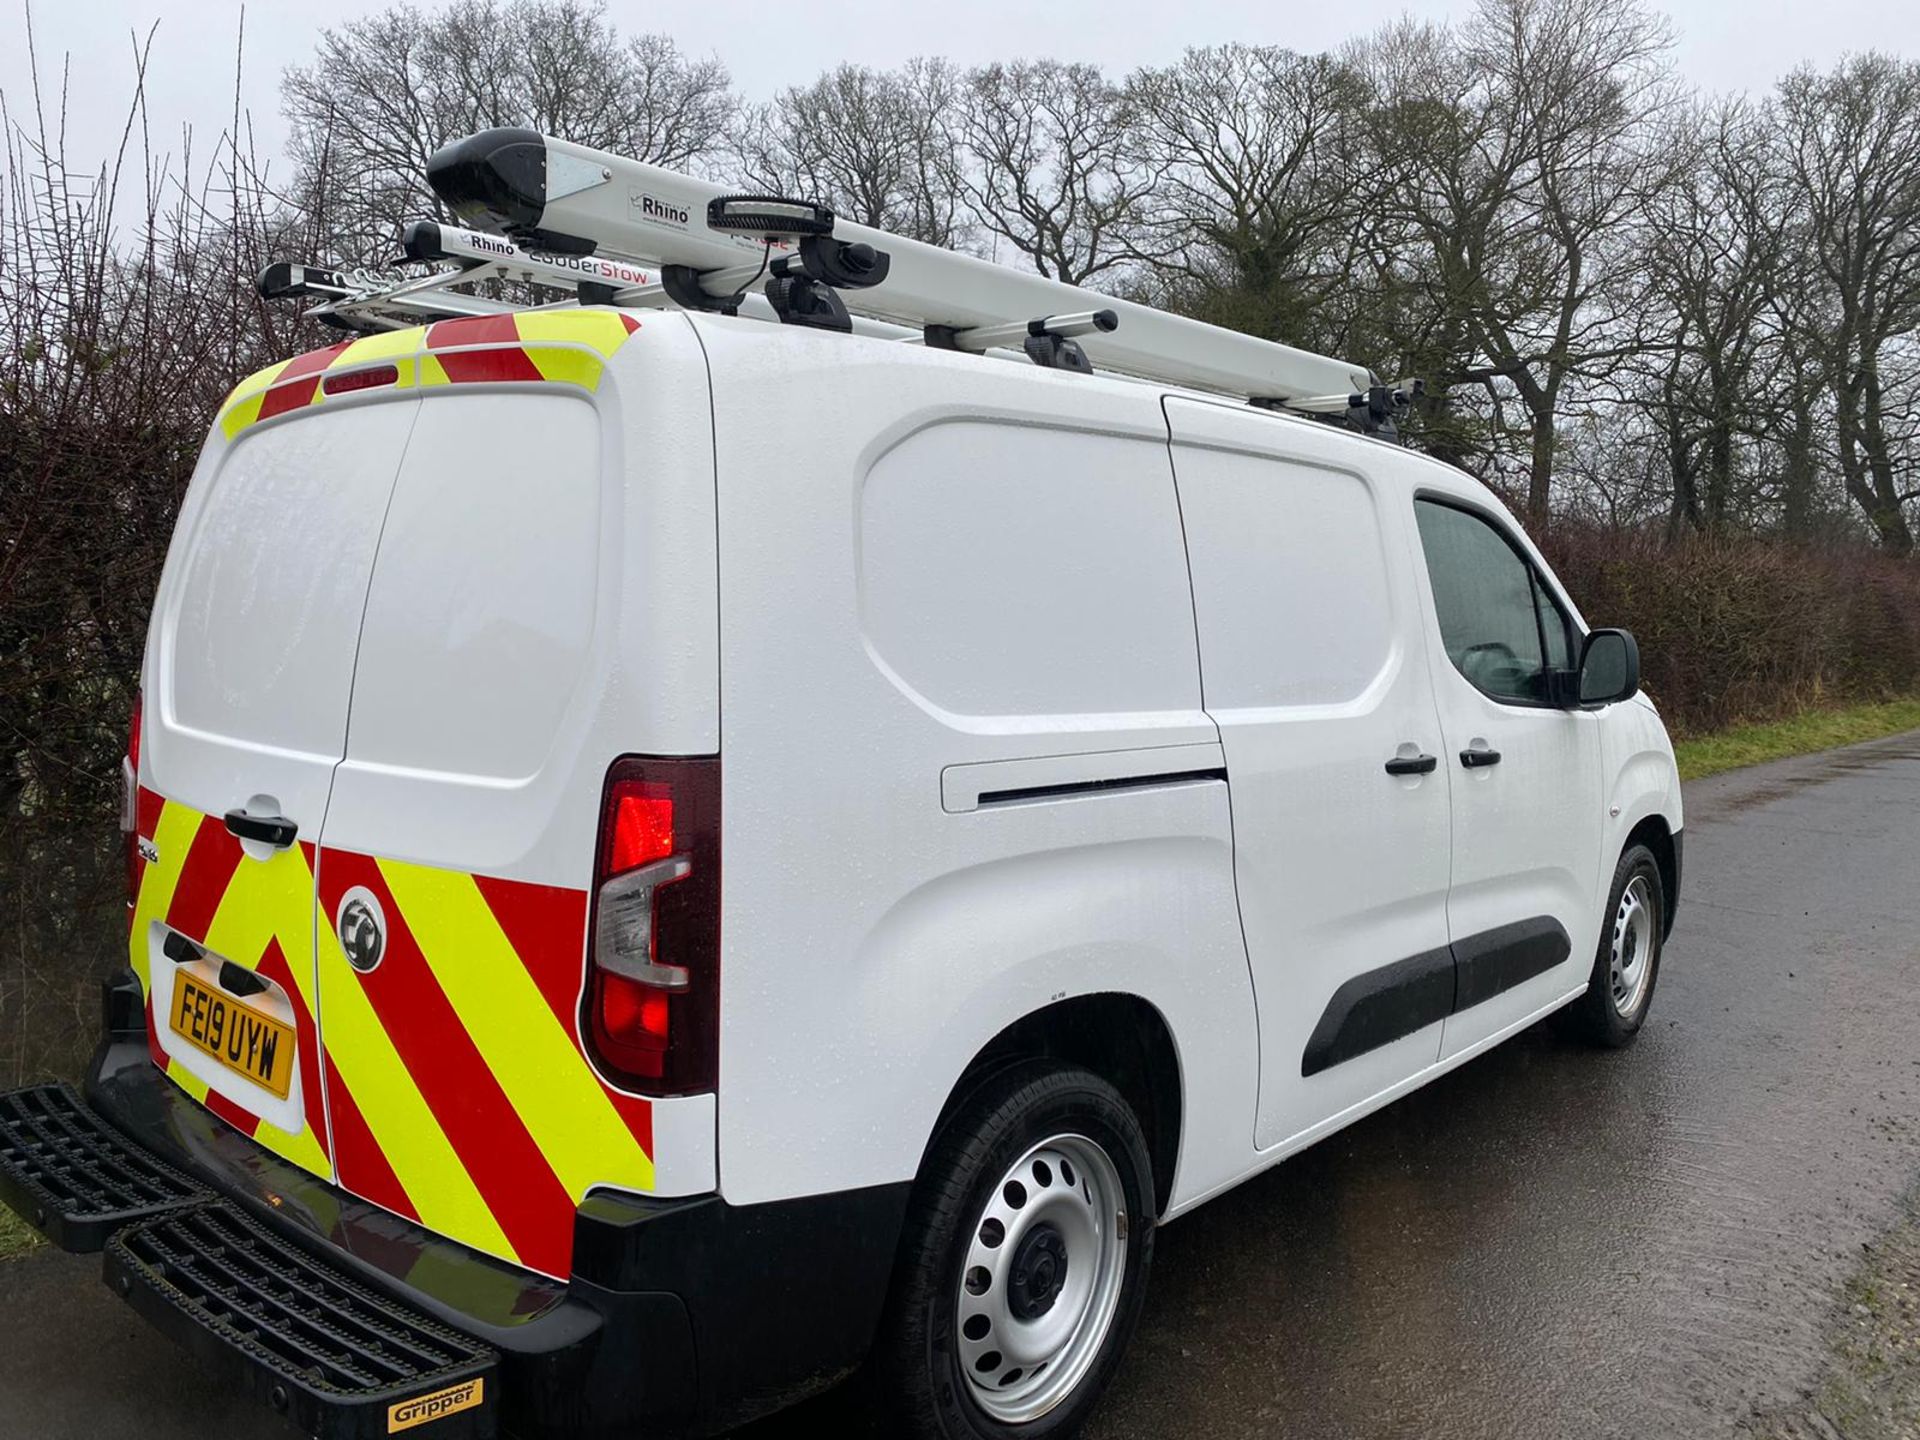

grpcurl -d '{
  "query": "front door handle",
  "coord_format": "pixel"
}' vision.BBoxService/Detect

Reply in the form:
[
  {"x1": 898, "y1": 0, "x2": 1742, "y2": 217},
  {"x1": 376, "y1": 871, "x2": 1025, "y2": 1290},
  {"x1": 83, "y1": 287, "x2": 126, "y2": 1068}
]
[
  {"x1": 224, "y1": 809, "x2": 298, "y2": 848},
  {"x1": 1384, "y1": 753, "x2": 1438, "y2": 776},
  {"x1": 1460, "y1": 747, "x2": 1502, "y2": 769}
]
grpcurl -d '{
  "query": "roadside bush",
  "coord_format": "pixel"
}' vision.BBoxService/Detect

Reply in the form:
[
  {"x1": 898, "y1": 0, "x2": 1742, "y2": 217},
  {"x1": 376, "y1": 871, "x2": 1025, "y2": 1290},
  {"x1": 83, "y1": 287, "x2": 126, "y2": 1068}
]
[
  {"x1": 1541, "y1": 523, "x2": 1920, "y2": 737},
  {"x1": 0, "y1": 65, "x2": 325, "y2": 1085}
]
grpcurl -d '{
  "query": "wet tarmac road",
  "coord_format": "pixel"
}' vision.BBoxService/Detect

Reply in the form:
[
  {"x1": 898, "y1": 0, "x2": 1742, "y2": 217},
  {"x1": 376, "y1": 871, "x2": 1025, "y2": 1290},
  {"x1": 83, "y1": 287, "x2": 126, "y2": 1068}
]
[{"x1": 5, "y1": 733, "x2": 1920, "y2": 1439}]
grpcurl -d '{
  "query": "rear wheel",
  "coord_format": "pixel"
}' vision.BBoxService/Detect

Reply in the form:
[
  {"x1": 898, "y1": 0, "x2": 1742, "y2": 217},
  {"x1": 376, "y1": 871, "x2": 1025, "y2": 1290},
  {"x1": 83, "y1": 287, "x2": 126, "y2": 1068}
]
[
  {"x1": 1562, "y1": 842, "x2": 1666, "y2": 1046},
  {"x1": 874, "y1": 1063, "x2": 1155, "y2": 1439}
]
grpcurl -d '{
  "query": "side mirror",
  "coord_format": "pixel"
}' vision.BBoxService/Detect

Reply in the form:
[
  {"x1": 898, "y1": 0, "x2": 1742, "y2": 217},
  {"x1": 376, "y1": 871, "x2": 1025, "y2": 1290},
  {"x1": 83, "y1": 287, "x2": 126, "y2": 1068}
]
[{"x1": 1576, "y1": 628, "x2": 1640, "y2": 707}]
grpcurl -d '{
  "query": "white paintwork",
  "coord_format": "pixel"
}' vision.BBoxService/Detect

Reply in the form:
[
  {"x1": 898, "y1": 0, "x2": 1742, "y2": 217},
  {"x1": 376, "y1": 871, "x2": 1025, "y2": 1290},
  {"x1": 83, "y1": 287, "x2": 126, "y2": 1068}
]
[
  {"x1": 151, "y1": 401, "x2": 419, "y2": 865},
  {"x1": 144, "y1": 400, "x2": 426, "y2": 1183},
  {"x1": 859, "y1": 421, "x2": 1200, "y2": 719},
  {"x1": 152, "y1": 301, "x2": 1682, "y2": 1271},
  {"x1": 1398, "y1": 475, "x2": 1608, "y2": 1059},
  {"x1": 1164, "y1": 398, "x2": 1455, "y2": 1151},
  {"x1": 320, "y1": 329, "x2": 718, "y2": 888},
  {"x1": 698, "y1": 321, "x2": 1253, "y2": 1206},
  {"x1": 344, "y1": 392, "x2": 602, "y2": 784}
]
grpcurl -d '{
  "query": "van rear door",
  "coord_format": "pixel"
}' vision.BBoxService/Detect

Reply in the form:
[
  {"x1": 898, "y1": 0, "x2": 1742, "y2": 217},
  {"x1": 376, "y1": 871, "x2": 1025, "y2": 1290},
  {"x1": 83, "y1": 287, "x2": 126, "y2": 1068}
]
[
  {"x1": 133, "y1": 392, "x2": 420, "y2": 1182},
  {"x1": 313, "y1": 387, "x2": 658, "y2": 1281}
]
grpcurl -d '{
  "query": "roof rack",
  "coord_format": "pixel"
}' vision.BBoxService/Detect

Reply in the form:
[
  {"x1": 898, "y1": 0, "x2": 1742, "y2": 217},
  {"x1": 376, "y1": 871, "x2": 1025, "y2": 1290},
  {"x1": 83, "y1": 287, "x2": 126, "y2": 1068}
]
[{"x1": 259, "y1": 126, "x2": 1413, "y2": 434}]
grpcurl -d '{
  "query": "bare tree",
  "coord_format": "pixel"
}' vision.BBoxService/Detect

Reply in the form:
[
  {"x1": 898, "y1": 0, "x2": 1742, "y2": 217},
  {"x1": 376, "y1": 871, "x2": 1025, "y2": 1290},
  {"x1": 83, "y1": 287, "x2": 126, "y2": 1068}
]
[
  {"x1": 282, "y1": 0, "x2": 734, "y2": 262},
  {"x1": 1633, "y1": 100, "x2": 1786, "y2": 536},
  {"x1": 957, "y1": 60, "x2": 1155, "y2": 284},
  {"x1": 1127, "y1": 45, "x2": 1368, "y2": 348},
  {"x1": 1, "y1": 10, "x2": 327, "y2": 1083},
  {"x1": 731, "y1": 60, "x2": 965, "y2": 246},
  {"x1": 1367, "y1": 0, "x2": 1675, "y2": 525},
  {"x1": 1776, "y1": 53, "x2": 1920, "y2": 555}
]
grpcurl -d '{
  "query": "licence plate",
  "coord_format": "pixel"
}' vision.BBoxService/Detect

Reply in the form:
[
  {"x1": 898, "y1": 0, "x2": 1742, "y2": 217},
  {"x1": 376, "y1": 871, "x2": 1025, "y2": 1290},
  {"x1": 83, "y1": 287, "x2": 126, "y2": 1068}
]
[{"x1": 169, "y1": 972, "x2": 296, "y2": 1099}]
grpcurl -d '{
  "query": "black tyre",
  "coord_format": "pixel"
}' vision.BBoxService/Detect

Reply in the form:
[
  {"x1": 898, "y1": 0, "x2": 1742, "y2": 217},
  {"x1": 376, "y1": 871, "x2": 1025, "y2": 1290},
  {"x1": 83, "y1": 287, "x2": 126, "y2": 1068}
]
[
  {"x1": 1562, "y1": 842, "x2": 1666, "y2": 1046},
  {"x1": 873, "y1": 1063, "x2": 1156, "y2": 1439}
]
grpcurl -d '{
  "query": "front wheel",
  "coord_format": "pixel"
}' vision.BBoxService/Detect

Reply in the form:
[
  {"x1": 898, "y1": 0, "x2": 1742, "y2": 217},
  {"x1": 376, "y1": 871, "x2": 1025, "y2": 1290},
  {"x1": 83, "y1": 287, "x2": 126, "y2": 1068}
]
[
  {"x1": 873, "y1": 1063, "x2": 1156, "y2": 1439},
  {"x1": 1562, "y1": 842, "x2": 1666, "y2": 1046}
]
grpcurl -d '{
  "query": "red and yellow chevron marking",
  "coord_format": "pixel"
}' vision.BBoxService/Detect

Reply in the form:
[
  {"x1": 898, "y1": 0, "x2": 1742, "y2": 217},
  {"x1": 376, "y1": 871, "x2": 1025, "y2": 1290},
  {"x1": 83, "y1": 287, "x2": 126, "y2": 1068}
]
[
  {"x1": 315, "y1": 851, "x2": 654, "y2": 1277},
  {"x1": 215, "y1": 309, "x2": 643, "y2": 441},
  {"x1": 129, "y1": 790, "x2": 332, "y2": 1177},
  {"x1": 129, "y1": 789, "x2": 656, "y2": 1280}
]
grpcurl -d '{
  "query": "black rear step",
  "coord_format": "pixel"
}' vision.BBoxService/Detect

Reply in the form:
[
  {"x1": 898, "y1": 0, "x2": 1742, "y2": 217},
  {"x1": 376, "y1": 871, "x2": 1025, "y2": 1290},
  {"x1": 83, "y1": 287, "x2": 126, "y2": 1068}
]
[
  {"x1": 0, "y1": 1082, "x2": 208, "y2": 1250},
  {"x1": 105, "y1": 1199, "x2": 500, "y2": 1440}
]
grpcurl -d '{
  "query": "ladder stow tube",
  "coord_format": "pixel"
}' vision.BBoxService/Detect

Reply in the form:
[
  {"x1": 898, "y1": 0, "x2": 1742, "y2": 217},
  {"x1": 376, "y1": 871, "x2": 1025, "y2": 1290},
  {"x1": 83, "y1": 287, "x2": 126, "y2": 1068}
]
[{"x1": 425, "y1": 127, "x2": 1374, "y2": 404}]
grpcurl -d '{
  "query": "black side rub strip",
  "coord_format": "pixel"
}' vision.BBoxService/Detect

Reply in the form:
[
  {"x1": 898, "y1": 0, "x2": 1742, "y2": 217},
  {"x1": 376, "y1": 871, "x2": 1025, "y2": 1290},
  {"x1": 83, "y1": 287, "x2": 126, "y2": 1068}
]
[
  {"x1": 1300, "y1": 947, "x2": 1454, "y2": 1077},
  {"x1": 1452, "y1": 916, "x2": 1572, "y2": 1011},
  {"x1": 1300, "y1": 917, "x2": 1573, "y2": 1076}
]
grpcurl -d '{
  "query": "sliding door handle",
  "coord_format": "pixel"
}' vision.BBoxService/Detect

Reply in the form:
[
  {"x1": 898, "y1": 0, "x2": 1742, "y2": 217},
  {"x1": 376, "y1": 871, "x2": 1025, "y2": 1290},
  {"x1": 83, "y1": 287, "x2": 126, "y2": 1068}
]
[
  {"x1": 1384, "y1": 753, "x2": 1439, "y2": 776},
  {"x1": 1460, "y1": 748, "x2": 1502, "y2": 769}
]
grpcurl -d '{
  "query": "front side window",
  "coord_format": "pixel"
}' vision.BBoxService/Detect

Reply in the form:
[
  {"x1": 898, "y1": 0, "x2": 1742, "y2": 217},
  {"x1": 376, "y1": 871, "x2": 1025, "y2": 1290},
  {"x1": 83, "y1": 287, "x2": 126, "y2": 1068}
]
[
  {"x1": 1534, "y1": 572, "x2": 1574, "y2": 673},
  {"x1": 1414, "y1": 498, "x2": 1567, "y2": 704}
]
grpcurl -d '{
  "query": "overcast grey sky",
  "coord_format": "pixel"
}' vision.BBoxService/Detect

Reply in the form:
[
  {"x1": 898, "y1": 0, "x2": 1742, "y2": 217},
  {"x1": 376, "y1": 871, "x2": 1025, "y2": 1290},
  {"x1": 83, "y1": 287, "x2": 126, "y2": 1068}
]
[{"x1": 3, "y1": 0, "x2": 1915, "y2": 183}]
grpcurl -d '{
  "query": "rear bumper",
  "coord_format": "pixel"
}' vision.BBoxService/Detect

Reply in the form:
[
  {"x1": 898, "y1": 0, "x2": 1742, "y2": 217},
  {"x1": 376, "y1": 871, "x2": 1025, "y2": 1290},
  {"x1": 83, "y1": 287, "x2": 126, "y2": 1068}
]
[
  {"x1": 84, "y1": 1032, "x2": 687, "y2": 1438},
  {"x1": 1, "y1": 972, "x2": 910, "y2": 1438}
]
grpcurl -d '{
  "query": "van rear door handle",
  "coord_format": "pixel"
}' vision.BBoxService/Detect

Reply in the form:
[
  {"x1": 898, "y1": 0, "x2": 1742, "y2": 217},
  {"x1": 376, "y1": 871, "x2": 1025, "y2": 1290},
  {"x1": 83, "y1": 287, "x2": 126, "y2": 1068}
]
[
  {"x1": 224, "y1": 809, "x2": 298, "y2": 848},
  {"x1": 1384, "y1": 754, "x2": 1438, "y2": 776},
  {"x1": 1460, "y1": 748, "x2": 1502, "y2": 769}
]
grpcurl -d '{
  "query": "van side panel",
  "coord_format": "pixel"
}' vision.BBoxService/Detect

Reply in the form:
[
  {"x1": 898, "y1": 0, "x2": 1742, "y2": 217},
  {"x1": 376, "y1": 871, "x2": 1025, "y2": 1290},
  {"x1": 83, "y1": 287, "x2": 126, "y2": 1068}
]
[
  {"x1": 696, "y1": 317, "x2": 1260, "y2": 1212},
  {"x1": 1166, "y1": 399, "x2": 1456, "y2": 1154}
]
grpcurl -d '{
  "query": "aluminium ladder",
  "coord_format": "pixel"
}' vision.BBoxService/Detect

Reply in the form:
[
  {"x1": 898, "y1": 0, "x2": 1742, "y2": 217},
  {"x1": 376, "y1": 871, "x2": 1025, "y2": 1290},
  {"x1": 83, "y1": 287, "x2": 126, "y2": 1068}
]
[{"x1": 261, "y1": 126, "x2": 1407, "y2": 428}]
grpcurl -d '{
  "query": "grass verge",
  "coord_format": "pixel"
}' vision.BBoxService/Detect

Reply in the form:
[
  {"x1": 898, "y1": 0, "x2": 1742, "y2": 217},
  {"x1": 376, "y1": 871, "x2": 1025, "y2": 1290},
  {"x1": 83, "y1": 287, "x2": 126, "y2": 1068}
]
[
  {"x1": 1674, "y1": 698, "x2": 1920, "y2": 782},
  {"x1": 0, "y1": 1203, "x2": 43, "y2": 1262},
  {"x1": 1747, "y1": 1184, "x2": 1920, "y2": 1438}
]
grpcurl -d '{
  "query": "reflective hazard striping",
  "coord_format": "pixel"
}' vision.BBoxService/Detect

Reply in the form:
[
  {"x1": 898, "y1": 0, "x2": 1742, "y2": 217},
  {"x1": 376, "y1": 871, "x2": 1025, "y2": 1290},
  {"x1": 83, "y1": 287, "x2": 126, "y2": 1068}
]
[
  {"x1": 216, "y1": 309, "x2": 643, "y2": 439},
  {"x1": 128, "y1": 790, "x2": 656, "y2": 1278},
  {"x1": 311, "y1": 911, "x2": 519, "y2": 1264},
  {"x1": 323, "y1": 1050, "x2": 419, "y2": 1223},
  {"x1": 381, "y1": 859, "x2": 656, "y2": 1200},
  {"x1": 131, "y1": 793, "x2": 331, "y2": 1175},
  {"x1": 312, "y1": 850, "x2": 658, "y2": 1276},
  {"x1": 474, "y1": 874, "x2": 654, "y2": 1157},
  {"x1": 318, "y1": 851, "x2": 575, "y2": 1275},
  {"x1": 129, "y1": 798, "x2": 200, "y2": 989}
]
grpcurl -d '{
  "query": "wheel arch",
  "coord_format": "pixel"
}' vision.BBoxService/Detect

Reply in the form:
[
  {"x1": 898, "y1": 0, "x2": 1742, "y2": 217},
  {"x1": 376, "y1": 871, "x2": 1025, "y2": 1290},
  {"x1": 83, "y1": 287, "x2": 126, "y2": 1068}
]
[
  {"x1": 926, "y1": 993, "x2": 1185, "y2": 1218},
  {"x1": 1623, "y1": 813, "x2": 1679, "y2": 937}
]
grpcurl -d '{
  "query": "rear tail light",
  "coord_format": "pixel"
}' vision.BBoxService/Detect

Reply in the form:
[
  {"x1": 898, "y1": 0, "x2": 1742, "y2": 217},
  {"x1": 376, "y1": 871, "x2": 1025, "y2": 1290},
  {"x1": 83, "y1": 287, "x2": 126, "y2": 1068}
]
[
  {"x1": 123, "y1": 690, "x2": 143, "y2": 909},
  {"x1": 585, "y1": 756, "x2": 720, "y2": 1096}
]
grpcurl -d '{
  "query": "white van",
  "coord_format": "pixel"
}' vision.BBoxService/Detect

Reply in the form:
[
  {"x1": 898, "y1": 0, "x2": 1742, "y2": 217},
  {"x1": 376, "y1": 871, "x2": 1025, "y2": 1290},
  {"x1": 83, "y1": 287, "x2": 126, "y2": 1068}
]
[{"x1": 0, "y1": 150, "x2": 1680, "y2": 1440}]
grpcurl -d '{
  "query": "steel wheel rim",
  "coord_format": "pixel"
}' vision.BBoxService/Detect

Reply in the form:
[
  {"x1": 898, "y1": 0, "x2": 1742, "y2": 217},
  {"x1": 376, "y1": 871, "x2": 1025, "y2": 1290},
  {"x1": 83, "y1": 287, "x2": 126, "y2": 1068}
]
[
  {"x1": 954, "y1": 1133, "x2": 1128, "y2": 1423},
  {"x1": 1610, "y1": 874, "x2": 1656, "y2": 1017}
]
